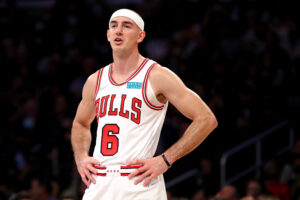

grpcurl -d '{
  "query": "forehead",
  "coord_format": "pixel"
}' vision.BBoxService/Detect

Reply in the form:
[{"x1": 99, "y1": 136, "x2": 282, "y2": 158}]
[{"x1": 110, "y1": 16, "x2": 136, "y2": 24}]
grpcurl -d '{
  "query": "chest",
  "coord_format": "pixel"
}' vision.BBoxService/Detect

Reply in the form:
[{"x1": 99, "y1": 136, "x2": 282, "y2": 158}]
[{"x1": 95, "y1": 85, "x2": 143, "y2": 124}]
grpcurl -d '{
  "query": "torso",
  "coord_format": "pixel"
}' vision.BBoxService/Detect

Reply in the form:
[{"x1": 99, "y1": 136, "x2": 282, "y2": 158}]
[{"x1": 93, "y1": 58, "x2": 168, "y2": 166}]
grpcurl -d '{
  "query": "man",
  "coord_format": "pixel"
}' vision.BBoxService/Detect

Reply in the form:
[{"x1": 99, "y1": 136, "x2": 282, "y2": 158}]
[
  {"x1": 29, "y1": 177, "x2": 56, "y2": 200},
  {"x1": 71, "y1": 8, "x2": 217, "y2": 199},
  {"x1": 215, "y1": 185, "x2": 239, "y2": 200}
]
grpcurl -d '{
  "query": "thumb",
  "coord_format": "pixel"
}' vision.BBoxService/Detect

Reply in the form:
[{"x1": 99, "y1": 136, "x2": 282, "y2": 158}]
[{"x1": 90, "y1": 158, "x2": 101, "y2": 165}]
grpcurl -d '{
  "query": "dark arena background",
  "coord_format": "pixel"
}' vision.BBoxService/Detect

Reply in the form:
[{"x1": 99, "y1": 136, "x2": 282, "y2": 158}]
[{"x1": 0, "y1": 0, "x2": 300, "y2": 199}]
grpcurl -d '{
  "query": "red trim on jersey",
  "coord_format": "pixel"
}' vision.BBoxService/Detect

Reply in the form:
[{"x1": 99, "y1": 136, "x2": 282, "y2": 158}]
[
  {"x1": 108, "y1": 58, "x2": 149, "y2": 86},
  {"x1": 95, "y1": 98, "x2": 100, "y2": 123},
  {"x1": 94, "y1": 69, "x2": 100, "y2": 97},
  {"x1": 120, "y1": 173, "x2": 143, "y2": 176},
  {"x1": 94, "y1": 68, "x2": 104, "y2": 102},
  {"x1": 120, "y1": 165, "x2": 144, "y2": 169},
  {"x1": 94, "y1": 68, "x2": 103, "y2": 123},
  {"x1": 93, "y1": 165, "x2": 107, "y2": 170},
  {"x1": 142, "y1": 63, "x2": 165, "y2": 111},
  {"x1": 96, "y1": 173, "x2": 107, "y2": 176}
]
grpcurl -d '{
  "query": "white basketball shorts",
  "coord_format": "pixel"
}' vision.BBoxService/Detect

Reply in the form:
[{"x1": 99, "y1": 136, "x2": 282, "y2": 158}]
[{"x1": 82, "y1": 165, "x2": 167, "y2": 200}]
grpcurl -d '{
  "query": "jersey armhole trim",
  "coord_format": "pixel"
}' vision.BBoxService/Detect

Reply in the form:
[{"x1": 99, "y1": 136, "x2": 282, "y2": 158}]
[
  {"x1": 94, "y1": 68, "x2": 104, "y2": 123},
  {"x1": 94, "y1": 68, "x2": 104, "y2": 102},
  {"x1": 142, "y1": 63, "x2": 165, "y2": 111}
]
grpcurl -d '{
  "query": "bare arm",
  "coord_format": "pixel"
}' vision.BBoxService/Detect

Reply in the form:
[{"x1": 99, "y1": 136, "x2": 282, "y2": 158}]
[
  {"x1": 71, "y1": 71, "x2": 100, "y2": 186},
  {"x1": 128, "y1": 65, "x2": 217, "y2": 185},
  {"x1": 152, "y1": 66, "x2": 218, "y2": 164}
]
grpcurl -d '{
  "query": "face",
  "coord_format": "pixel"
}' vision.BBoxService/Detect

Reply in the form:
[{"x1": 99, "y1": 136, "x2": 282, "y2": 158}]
[
  {"x1": 247, "y1": 180, "x2": 261, "y2": 197},
  {"x1": 29, "y1": 179, "x2": 43, "y2": 199},
  {"x1": 218, "y1": 185, "x2": 237, "y2": 200},
  {"x1": 107, "y1": 16, "x2": 145, "y2": 53}
]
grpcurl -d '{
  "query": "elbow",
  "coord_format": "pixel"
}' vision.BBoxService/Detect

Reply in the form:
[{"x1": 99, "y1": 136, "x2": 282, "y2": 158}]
[
  {"x1": 71, "y1": 120, "x2": 85, "y2": 134},
  {"x1": 71, "y1": 120, "x2": 79, "y2": 131},
  {"x1": 210, "y1": 114, "x2": 218, "y2": 130},
  {"x1": 196, "y1": 111, "x2": 218, "y2": 131}
]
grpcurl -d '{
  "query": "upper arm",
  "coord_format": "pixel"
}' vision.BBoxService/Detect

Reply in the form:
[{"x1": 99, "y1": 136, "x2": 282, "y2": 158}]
[
  {"x1": 149, "y1": 65, "x2": 216, "y2": 121},
  {"x1": 73, "y1": 72, "x2": 98, "y2": 128}
]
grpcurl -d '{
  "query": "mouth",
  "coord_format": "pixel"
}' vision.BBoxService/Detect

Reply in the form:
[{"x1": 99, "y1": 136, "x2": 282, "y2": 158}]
[{"x1": 114, "y1": 37, "x2": 123, "y2": 45}]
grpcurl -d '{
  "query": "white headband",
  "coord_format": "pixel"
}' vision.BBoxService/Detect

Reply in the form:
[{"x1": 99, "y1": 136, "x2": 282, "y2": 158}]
[{"x1": 109, "y1": 9, "x2": 144, "y2": 31}]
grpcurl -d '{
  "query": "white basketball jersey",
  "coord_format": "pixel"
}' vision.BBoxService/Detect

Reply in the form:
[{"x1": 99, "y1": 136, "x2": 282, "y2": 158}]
[{"x1": 93, "y1": 58, "x2": 168, "y2": 166}]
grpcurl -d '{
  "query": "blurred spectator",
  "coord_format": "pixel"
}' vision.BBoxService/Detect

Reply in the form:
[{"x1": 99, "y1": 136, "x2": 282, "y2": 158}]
[
  {"x1": 28, "y1": 176, "x2": 58, "y2": 200},
  {"x1": 256, "y1": 194, "x2": 279, "y2": 200},
  {"x1": 241, "y1": 196, "x2": 255, "y2": 200},
  {"x1": 191, "y1": 188, "x2": 210, "y2": 200},
  {"x1": 215, "y1": 185, "x2": 239, "y2": 200},
  {"x1": 167, "y1": 189, "x2": 189, "y2": 200},
  {"x1": 263, "y1": 159, "x2": 292, "y2": 200},
  {"x1": 281, "y1": 139, "x2": 300, "y2": 199},
  {"x1": 245, "y1": 179, "x2": 264, "y2": 199},
  {"x1": 194, "y1": 157, "x2": 219, "y2": 196}
]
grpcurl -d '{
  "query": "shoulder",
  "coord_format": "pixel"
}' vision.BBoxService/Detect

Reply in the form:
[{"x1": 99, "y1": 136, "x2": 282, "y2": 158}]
[
  {"x1": 82, "y1": 69, "x2": 102, "y2": 99},
  {"x1": 149, "y1": 63, "x2": 179, "y2": 83},
  {"x1": 148, "y1": 63, "x2": 186, "y2": 96},
  {"x1": 149, "y1": 63, "x2": 184, "y2": 86},
  {"x1": 149, "y1": 63, "x2": 171, "y2": 76},
  {"x1": 85, "y1": 70, "x2": 100, "y2": 89}
]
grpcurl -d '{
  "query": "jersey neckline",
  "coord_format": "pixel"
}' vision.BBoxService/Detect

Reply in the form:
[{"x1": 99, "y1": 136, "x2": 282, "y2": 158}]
[{"x1": 108, "y1": 58, "x2": 149, "y2": 86}]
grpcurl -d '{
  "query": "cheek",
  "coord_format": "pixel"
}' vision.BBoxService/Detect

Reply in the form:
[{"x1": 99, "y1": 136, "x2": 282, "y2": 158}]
[
  {"x1": 107, "y1": 34, "x2": 112, "y2": 42},
  {"x1": 126, "y1": 34, "x2": 138, "y2": 44},
  {"x1": 107, "y1": 31, "x2": 112, "y2": 42}
]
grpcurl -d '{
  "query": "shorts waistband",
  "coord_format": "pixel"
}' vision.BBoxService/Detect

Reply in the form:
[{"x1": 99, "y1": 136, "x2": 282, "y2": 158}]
[{"x1": 93, "y1": 165, "x2": 143, "y2": 177}]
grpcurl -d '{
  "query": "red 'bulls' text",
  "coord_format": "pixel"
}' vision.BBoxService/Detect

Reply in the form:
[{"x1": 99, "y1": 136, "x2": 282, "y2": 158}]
[{"x1": 95, "y1": 94, "x2": 141, "y2": 124}]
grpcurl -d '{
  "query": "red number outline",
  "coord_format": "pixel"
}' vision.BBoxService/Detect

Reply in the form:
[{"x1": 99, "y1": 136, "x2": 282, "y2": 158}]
[{"x1": 101, "y1": 124, "x2": 119, "y2": 156}]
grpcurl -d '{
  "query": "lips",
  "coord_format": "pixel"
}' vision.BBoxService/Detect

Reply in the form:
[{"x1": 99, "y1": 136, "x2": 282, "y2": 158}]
[{"x1": 114, "y1": 37, "x2": 123, "y2": 45}]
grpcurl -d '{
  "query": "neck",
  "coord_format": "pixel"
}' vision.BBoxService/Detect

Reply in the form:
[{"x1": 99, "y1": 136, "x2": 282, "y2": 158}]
[{"x1": 112, "y1": 49, "x2": 144, "y2": 74}]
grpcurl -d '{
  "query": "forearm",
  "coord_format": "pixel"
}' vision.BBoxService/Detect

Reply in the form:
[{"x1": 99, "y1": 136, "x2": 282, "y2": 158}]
[
  {"x1": 164, "y1": 115, "x2": 217, "y2": 165},
  {"x1": 71, "y1": 122, "x2": 92, "y2": 163}
]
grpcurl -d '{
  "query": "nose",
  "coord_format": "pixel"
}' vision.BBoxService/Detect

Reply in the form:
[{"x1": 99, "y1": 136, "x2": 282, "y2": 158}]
[{"x1": 115, "y1": 25, "x2": 123, "y2": 35}]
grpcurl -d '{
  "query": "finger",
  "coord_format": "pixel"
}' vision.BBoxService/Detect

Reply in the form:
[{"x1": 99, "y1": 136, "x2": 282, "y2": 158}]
[
  {"x1": 143, "y1": 174, "x2": 155, "y2": 186},
  {"x1": 81, "y1": 174, "x2": 90, "y2": 187},
  {"x1": 90, "y1": 158, "x2": 101, "y2": 165},
  {"x1": 85, "y1": 169, "x2": 96, "y2": 184},
  {"x1": 128, "y1": 164, "x2": 148, "y2": 179},
  {"x1": 134, "y1": 170, "x2": 151, "y2": 185},
  {"x1": 88, "y1": 164, "x2": 98, "y2": 174},
  {"x1": 128, "y1": 168, "x2": 140, "y2": 179}
]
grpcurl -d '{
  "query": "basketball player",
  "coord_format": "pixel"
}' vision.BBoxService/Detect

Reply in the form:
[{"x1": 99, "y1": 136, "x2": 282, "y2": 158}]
[{"x1": 71, "y1": 8, "x2": 218, "y2": 199}]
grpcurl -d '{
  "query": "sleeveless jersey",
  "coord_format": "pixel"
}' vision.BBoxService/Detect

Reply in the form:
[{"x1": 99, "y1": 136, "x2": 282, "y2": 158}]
[{"x1": 93, "y1": 58, "x2": 168, "y2": 166}]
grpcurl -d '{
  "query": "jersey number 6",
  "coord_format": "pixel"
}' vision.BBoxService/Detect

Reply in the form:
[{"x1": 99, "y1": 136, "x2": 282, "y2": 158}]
[{"x1": 101, "y1": 124, "x2": 119, "y2": 156}]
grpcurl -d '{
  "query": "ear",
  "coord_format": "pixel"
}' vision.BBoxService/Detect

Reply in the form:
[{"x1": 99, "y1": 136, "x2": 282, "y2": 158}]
[
  {"x1": 107, "y1": 29, "x2": 111, "y2": 42},
  {"x1": 137, "y1": 31, "x2": 146, "y2": 44}
]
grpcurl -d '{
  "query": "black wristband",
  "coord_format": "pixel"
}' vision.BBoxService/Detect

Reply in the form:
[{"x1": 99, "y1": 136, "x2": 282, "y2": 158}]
[{"x1": 161, "y1": 153, "x2": 171, "y2": 168}]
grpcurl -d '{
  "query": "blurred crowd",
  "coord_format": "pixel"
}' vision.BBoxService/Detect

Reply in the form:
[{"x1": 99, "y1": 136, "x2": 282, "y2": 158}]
[
  {"x1": 167, "y1": 138, "x2": 300, "y2": 200},
  {"x1": 0, "y1": 0, "x2": 299, "y2": 199}
]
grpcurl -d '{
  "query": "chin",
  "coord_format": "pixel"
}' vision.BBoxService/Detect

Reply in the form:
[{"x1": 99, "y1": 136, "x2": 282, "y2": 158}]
[{"x1": 113, "y1": 46, "x2": 127, "y2": 53}]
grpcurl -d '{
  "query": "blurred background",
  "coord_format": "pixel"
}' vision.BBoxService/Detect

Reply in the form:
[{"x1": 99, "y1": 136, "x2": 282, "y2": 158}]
[{"x1": 0, "y1": 0, "x2": 299, "y2": 200}]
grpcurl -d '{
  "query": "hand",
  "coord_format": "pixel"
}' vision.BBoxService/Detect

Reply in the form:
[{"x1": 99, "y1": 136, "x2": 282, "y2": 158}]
[
  {"x1": 75, "y1": 155, "x2": 100, "y2": 187},
  {"x1": 127, "y1": 155, "x2": 169, "y2": 186}
]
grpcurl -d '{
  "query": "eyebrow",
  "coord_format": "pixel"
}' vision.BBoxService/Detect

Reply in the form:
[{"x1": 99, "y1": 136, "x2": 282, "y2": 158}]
[{"x1": 110, "y1": 20, "x2": 134, "y2": 26}]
